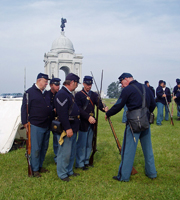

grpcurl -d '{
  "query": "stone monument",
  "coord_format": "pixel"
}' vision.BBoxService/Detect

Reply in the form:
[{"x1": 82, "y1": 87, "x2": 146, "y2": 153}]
[{"x1": 44, "y1": 18, "x2": 83, "y2": 90}]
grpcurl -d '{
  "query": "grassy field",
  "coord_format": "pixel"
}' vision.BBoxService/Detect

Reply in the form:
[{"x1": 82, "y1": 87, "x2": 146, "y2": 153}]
[{"x1": 0, "y1": 99, "x2": 180, "y2": 200}]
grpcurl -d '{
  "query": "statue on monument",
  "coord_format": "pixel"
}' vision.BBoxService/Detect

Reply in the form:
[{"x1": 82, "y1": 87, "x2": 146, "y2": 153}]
[{"x1": 60, "y1": 18, "x2": 67, "y2": 32}]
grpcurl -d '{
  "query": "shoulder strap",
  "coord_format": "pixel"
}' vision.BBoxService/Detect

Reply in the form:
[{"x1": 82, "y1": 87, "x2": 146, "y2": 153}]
[
  {"x1": 81, "y1": 90, "x2": 94, "y2": 107},
  {"x1": 131, "y1": 84, "x2": 146, "y2": 108},
  {"x1": 68, "y1": 95, "x2": 75, "y2": 115}
]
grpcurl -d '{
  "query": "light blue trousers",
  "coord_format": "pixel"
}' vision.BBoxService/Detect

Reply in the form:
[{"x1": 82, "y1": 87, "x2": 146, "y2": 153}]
[
  {"x1": 164, "y1": 105, "x2": 169, "y2": 121},
  {"x1": 177, "y1": 105, "x2": 180, "y2": 117},
  {"x1": 156, "y1": 102, "x2": 164, "y2": 125},
  {"x1": 56, "y1": 132, "x2": 77, "y2": 179},
  {"x1": 122, "y1": 105, "x2": 128, "y2": 123},
  {"x1": 117, "y1": 125, "x2": 157, "y2": 181},
  {"x1": 52, "y1": 131, "x2": 58, "y2": 163},
  {"x1": 30, "y1": 125, "x2": 50, "y2": 172},
  {"x1": 76, "y1": 125, "x2": 93, "y2": 168}
]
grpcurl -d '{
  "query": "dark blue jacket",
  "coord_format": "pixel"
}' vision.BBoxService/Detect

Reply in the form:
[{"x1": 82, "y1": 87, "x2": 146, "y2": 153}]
[
  {"x1": 55, "y1": 86, "x2": 80, "y2": 132},
  {"x1": 175, "y1": 88, "x2": 180, "y2": 105},
  {"x1": 156, "y1": 86, "x2": 166, "y2": 105},
  {"x1": 149, "y1": 86, "x2": 155, "y2": 97},
  {"x1": 106, "y1": 80, "x2": 156, "y2": 118},
  {"x1": 164, "y1": 87, "x2": 171, "y2": 103},
  {"x1": 173, "y1": 85, "x2": 178, "y2": 95},
  {"x1": 46, "y1": 90, "x2": 57, "y2": 120},
  {"x1": 21, "y1": 84, "x2": 52, "y2": 128},
  {"x1": 75, "y1": 88, "x2": 104, "y2": 132}
]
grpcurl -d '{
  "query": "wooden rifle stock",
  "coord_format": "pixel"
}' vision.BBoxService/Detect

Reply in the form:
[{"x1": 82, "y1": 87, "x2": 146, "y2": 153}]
[
  {"x1": 89, "y1": 103, "x2": 99, "y2": 165},
  {"x1": 108, "y1": 118, "x2": 138, "y2": 175},
  {"x1": 171, "y1": 93, "x2": 174, "y2": 117},
  {"x1": 25, "y1": 93, "x2": 33, "y2": 177},
  {"x1": 89, "y1": 71, "x2": 103, "y2": 165},
  {"x1": 164, "y1": 94, "x2": 174, "y2": 126}
]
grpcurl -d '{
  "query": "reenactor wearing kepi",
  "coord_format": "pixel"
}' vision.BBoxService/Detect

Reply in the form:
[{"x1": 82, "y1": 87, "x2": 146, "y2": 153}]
[
  {"x1": 144, "y1": 81, "x2": 155, "y2": 97},
  {"x1": 163, "y1": 81, "x2": 171, "y2": 121},
  {"x1": 46, "y1": 78, "x2": 61, "y2": 164},
  {"x1": 156, "y1": 80, "x2": 166, "y2": 125},
  {"x1": 55, "y1": 73, "x2": 80, "y2": 182},
  {"x1": 173, "y1": 80, "x2": 180, "y2": 121},
  {"x1": 21, "y1": 73, "x2": 52, "y2": 178},
  {"x1": 105, "y1": 73, "x2": 157, "y2": 182},
  {"x1": 75, "y1": 76, "x2": 108, "y2": 170},
  {"x1": 173, "y1": 78, "x2": 180, "y2": 120}
]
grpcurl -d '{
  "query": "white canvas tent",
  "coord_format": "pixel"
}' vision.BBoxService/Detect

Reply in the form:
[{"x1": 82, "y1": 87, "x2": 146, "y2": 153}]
[{"x1": 0, "y1": 98, "x2": 26, "y2": 154}]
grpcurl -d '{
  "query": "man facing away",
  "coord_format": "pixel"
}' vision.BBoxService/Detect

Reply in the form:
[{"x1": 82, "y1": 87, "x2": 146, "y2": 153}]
[
  {"x1": 105, "y1": 73, "x2": 157, "y2": 182},
  {"x1": 47, "y1": 78, "x2": 61, "y2": 164},
  {"x1": 21, "y1": 73, "x2": 52, "y2": 177},
  {"x1": 75, "y1": 76, "x2": 108, "y2": 170},
  {"x1": 55, "y1": 73, "x2": 80, "y2": 182}
]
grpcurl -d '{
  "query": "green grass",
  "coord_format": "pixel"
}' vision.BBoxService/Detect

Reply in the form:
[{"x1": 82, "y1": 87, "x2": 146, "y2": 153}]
[{"x1": 0, "y1": 99, "x2": 180, "y2": 200}]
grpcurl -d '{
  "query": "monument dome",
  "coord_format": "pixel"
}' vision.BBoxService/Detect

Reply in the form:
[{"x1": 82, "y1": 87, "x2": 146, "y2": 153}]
[{"x1": 51, "y1": 32, "x2": 75, "y2": 54}]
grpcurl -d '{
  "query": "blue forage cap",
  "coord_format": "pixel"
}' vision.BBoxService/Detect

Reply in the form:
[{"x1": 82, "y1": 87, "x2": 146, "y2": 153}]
[
  {"x1": 83, "y1": 76, "x2": 93, "y2": 85},
  {"x1": 118, "y1": 73, "x2": 133, "y2": 82},
  {"x1": 164, "y1": 81, "x2": 166, "y2": 85},
  {"x1": 159, "y1": 80, "x2": 164, "y2": 85},
  {"x1": 37, "y1": 73, "x2": 50, "y2": 80},
  {"x1": 144, "y1": 81, "x2": 149, "y2": 85},
  {"x1": 50, "y1": 78, "x2": 61, "y2": 85},
  {"x1": 66, "y1": 73, "x2": 80, "y2": 83},
  {"x1": 177, "y1": 80, "x2": 180, "y2": 85}
]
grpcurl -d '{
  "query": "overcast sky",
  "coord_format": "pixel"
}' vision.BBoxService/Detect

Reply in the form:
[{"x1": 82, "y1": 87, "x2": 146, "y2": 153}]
[{"x1": 0, "y1": 0, "x2": 180, "y2": 94}]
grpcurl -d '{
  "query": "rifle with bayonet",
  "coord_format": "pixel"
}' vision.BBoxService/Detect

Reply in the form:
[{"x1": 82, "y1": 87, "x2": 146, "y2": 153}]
[
  {"x1": 25, "y1": 92, "x2": 33, "y2": 177},
  {"x1": 90, "y1": 71, "x2": 138, "y2": 175},
  {"x1": 89, "y1": 70, "x2": 103, "y2": 165}
]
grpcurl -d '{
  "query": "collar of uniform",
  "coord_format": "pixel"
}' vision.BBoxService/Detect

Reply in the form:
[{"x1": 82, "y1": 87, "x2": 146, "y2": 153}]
[
  {"x1": 35, "y1": 83, "x2": 46, "y2": 94},
  {"x1": 129, "y1": 80, "x2": 137, "y2": 85},
  {"x1": 83, "y1": 88, "x2": 88, "y2": 94},
  {"x1": 62, "y1": 85, "x2": 72, "y2": 94}
]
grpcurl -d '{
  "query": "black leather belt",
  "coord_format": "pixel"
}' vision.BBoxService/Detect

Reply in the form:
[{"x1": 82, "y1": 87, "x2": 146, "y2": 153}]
[{"x1": 69, "y1": 115, "x2": 80, "y2": 120}]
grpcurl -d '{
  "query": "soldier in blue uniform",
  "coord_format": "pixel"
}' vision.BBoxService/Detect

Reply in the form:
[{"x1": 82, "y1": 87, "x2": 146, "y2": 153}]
[
  {"x1": 144, "y1": 81, "x2": 155, "y2": 97},
  {"x1": 173, "y1": 79, "x2": 180, "y2": 120},
  {"x1": 75, "y1": 76, "x2": 108, "y2": 170},
  {"x1": 105, "y1": 73, "x2": 157, "y2": 182},
  {"x1": 156, "y1": 80, "x2": 166, "y2": 125},
  {"x1": 55, "y1": 73, "x2": 80, "y2": 182},
  {"x1": 173, "y1": 80, "x2": 180, "y2": 120},
  {"x1": 47, "y1": 78, "x2": 61, "y2": 164},
  {"x1": 163, "y1": 81, "x2": 171, "y2": 121},
  {"x1": 21, "y1": 73, "x2": 52, "y2": 178}
]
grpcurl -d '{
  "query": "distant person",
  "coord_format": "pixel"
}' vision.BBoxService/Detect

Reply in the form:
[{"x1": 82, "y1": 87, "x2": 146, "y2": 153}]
[
  {"x1": 75, "y1": 76, "x2": 108, "y2": 170},
  {"x1": 47, "y1": 78, "x2": 61, "y2": 164},
  {"x1": 144, "y1": 81, "x2": 155, "y2": 97},
  {"x1": 173, "y1": 80, "x2": 180, "y2": 121},
  {"x1": 163, "y1": 81, "x2": 171, "y2": 121},
  {"x1": 173, "y1": 78, "x2": 180, "y2": 120},
  {"x1": 105, "y1": 73, "x2": 157, "y2": 182},
  {"x1": 156, "y1": 80, "x2": 166, "y2": 125},
  {"x1": 21, "y1": 73, "x2": 52, "y2": 178},
  {"x1": 55, "y1": 73, "x2": 80, "y2": 182}
]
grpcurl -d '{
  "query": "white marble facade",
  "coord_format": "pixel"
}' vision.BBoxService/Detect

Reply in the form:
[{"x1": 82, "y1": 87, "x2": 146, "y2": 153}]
[{"x1": 44, "y1": 31, "x2": 83, "y2": 91}]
